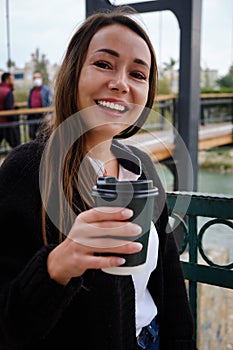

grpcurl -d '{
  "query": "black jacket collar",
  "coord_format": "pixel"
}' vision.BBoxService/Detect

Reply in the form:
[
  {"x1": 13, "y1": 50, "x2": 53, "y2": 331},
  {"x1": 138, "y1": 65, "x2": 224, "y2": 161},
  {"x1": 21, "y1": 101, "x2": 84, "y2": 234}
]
[{"x1": 111, "y1": 140, "x2": 142, "y2": 176}]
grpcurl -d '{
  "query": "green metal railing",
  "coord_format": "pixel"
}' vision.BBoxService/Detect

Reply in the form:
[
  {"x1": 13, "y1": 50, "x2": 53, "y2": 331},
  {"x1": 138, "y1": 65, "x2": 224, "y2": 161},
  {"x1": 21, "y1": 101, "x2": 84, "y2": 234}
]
[{"x1": 166, "y1": 191, "x2": 233, "y2": 342}]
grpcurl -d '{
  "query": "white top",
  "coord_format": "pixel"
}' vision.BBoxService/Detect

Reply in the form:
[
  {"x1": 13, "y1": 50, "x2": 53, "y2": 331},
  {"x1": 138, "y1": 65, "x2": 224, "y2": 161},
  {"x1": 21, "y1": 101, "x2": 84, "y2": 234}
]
[{"x1": 89, "y1": 155, "x2": 158, "y2": 336}]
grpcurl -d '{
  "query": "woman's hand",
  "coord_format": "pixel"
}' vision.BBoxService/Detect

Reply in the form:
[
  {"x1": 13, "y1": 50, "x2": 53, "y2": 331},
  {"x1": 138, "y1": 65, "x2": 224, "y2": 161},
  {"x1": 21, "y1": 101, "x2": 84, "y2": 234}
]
[{"x1": 47, "y1": 207, "x2": 142, "y2": 285}]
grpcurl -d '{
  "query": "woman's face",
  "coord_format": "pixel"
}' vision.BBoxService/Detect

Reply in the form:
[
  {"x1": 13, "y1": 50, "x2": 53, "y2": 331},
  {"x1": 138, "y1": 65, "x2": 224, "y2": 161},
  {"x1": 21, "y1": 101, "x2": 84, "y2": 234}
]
[{"x1": 77, "y1": 23, "x2": 151, "y2": 145}]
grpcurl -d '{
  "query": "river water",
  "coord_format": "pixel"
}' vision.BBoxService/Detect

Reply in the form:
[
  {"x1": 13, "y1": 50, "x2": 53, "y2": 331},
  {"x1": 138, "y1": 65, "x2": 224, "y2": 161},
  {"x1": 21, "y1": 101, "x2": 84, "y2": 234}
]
[
  {"x1": 198, "y1": 170, "x2": 233, "y2": 196},
  {"x1": 157, "y1": 165, "x2": 233, "y2": 195},
  {"x1": 198, "y1": 170, "x2": 233, "y2": 262}
]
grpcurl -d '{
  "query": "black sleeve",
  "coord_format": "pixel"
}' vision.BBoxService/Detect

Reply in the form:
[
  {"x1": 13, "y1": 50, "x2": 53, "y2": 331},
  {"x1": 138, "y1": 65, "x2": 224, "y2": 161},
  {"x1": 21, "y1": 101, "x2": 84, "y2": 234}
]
[{"x1": 0, "y1": 144, "x2": 83, "y2": 348}]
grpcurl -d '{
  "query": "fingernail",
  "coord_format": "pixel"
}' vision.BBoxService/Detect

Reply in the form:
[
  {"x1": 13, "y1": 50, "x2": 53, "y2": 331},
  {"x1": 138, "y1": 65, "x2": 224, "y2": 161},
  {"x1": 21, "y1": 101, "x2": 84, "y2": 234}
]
[
  {"x1": 132, "y1": 225, "x2": 142, "y2": 234},
  {"x1": 121, "y1": 209, "x2": 133, "y2": 217},
  {"x1": 131, "y1": 242, "x2": 143, "y2": 251},
  {"x1": 116, "y1": 258, "x2": 126, "y2": 265}
]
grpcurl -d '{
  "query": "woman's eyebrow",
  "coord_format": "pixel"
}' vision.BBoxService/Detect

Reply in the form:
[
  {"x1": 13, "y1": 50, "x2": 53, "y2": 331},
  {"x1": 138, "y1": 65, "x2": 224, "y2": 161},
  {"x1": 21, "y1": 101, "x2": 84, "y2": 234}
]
[
  {"x1": 95, "y1": 48, "x2": 119, "y2": 57},
  {"x1": 134, "y1": 58, "x2": 149, "y2": 69},
  {"x1": 95, "y1": 48, "x2": 149, "y2": 69}
]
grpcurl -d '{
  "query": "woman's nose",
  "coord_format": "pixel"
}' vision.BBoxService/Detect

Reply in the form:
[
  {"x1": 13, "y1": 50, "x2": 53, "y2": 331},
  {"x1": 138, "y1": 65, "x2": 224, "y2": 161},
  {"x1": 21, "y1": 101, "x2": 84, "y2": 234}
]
[{"x1": 108, "y1": 72, "x2": 129, "y2": 93}]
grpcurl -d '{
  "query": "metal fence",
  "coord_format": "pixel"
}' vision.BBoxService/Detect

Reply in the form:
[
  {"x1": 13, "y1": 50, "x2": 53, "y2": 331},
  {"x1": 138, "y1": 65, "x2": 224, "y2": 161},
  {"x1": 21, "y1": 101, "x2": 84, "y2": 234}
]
[
  {"x1": 0, "y1": 107, "x2": 53, "y2": 154},
  {"x1": 166, "y1": 191, "x2": 233, "y2": 345},
  {"x1": 0, "y1": 94, "x2": 232, "y2": 154}
]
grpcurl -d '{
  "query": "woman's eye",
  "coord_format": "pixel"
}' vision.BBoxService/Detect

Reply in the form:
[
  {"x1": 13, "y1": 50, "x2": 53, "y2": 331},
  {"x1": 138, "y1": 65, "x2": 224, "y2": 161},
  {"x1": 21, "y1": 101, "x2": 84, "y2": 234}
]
[
  {"x1": 131, "y1": 71, "x2": 147, "y2": 80},
  {"x1": 94, "y1": 61, "x2": 112, "y2": 69}
]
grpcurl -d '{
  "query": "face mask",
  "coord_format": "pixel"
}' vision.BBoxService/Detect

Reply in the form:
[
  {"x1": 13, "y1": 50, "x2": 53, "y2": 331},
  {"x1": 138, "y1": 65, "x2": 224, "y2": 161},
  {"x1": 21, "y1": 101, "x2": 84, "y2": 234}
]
[{"x1": 33, "y1": 78, "x2": 42, "y2": 87}]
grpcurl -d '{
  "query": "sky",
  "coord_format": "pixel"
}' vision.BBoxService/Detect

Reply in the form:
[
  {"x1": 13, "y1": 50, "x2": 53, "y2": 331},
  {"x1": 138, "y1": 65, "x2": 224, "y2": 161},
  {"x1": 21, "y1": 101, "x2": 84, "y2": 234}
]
[{"x1": 0, "y1": 0, "x2": 233, "y2": 77}]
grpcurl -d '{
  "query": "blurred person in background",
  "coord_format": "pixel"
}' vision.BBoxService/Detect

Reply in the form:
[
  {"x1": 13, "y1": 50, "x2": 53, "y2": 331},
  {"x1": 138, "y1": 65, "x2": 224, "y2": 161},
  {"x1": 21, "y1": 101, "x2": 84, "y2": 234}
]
[
  {"x1": 0, "y1": 72, "x2": 20, "y2": 148},
  {"x1": 27, "y1": 72, "x2": 53, "y2": 139}
]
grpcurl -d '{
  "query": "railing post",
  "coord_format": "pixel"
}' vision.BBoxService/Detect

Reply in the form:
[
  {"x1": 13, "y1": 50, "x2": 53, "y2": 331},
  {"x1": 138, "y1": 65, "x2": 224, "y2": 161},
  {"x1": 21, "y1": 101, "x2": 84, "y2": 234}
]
[{"x1": 187, "y1": 215, "x2": 198, "y2": 342}]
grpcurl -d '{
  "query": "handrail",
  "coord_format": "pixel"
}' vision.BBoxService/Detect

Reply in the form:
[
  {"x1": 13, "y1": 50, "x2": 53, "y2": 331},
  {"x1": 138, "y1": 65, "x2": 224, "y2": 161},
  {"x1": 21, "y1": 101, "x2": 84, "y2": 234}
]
[
  {"x1": 200, "y1": 92, "x2": 233, "y2": 98},
  {"x1": 0, "y1": 93, "x2": 231, "y2": 117},
  {"x1": 0, "y1": 106, "x2": 53, "y2": 116}
]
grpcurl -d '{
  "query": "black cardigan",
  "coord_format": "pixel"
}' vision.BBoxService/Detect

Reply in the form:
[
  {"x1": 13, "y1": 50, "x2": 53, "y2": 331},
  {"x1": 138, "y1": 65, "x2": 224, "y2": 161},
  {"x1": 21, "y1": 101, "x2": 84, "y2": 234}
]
[{"x1": 0, "y1": 140, "x2": 196, "y2": 350}]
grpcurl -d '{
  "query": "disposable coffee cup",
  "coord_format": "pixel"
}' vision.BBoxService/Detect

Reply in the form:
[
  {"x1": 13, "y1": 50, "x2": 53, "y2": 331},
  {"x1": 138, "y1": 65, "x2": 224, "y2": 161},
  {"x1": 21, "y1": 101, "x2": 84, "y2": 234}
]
[{"x1": 92, "y1": 176, "x2": 158, "y2": 275}]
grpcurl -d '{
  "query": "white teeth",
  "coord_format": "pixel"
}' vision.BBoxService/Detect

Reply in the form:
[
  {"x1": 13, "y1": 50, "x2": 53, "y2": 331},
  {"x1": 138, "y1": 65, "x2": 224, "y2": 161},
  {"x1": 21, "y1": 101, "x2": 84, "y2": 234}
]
[{"x1": 97, "y1": 100, "x2": 126, "y2": 112}]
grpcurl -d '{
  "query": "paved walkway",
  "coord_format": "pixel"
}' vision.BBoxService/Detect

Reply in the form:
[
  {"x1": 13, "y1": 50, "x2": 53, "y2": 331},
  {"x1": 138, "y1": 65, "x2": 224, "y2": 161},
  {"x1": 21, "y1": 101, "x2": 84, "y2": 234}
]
[{"x1": 227, "y1": 288, "x2": 233, "y2": 349}]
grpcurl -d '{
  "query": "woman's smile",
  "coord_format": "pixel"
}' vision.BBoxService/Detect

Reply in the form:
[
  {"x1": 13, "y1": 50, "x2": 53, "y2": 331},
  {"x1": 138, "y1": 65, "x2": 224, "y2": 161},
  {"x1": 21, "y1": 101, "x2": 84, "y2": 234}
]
[{"x1": 95, "y1": 99, "x2": 129, "y2": 114}]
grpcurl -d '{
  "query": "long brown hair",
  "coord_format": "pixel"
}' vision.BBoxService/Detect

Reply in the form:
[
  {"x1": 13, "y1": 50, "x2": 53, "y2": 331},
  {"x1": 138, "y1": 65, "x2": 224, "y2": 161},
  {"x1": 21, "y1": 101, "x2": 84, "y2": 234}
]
[{"x1": 41, "y1": 6, "x2": 158, "y2": 245}]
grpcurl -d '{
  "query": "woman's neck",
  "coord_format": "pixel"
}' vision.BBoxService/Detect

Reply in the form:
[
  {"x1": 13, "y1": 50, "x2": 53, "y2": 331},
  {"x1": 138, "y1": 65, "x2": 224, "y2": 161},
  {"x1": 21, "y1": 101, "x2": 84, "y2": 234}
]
[
  {"x1": 102, "y1": 157, "x2": 119, "y2": 178},
  {"x1": 86, "y1": 139, "x2": 119, "y2": 178}
]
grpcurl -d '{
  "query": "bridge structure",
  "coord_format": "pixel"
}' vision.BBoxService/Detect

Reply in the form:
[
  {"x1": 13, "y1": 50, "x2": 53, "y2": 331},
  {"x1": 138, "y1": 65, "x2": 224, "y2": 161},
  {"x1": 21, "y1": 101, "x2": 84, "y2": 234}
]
[
  {"x1": 129, "y1": 94, "x2": 233, "y2": 160},
  {"x1": 0, "y1": 93, "x2": 232, "y2": 157}
]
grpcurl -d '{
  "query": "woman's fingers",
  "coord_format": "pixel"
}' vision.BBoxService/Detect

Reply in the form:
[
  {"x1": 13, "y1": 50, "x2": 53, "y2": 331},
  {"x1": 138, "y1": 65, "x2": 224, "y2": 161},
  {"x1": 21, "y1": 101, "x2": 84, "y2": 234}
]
[
  {"x1": 78, "y1": 206, "x2": 133, "y2": 223},
  {"x1": 69, "y1": 219, "x2": 142, "y2": 248},
  {"x1": 67, "y1": 239, "x2": 142, "y2": 269},
  {"x1": 81, "y1": 255, "x2": 127, "y2": 270},
  {"x1": 93, "y1": 241, "x2": 143, "y2": 253},
  {"x1": 68, "y1": 206, "x2": 142, "y2": 249},
  {"x1": 48, "y1": 207, "x2": 144, "y2": 284},
  {"x1": 48, "y1": 218, "x2": 143, "y2": 284}
]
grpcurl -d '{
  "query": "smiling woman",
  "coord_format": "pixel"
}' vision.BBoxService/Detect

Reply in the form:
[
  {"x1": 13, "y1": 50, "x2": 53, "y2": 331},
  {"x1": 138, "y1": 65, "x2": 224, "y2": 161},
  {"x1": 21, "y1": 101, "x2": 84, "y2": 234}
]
[{"x1": 0, "y1": 6, "x2": 196, "y2": 350}]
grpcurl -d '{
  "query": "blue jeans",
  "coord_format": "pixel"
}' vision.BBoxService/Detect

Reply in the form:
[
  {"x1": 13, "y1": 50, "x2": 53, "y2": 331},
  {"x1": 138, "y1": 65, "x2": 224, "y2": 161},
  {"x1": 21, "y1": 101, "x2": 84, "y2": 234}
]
[{"x1": 136, "y1": 317, "x2": 160, "y2": 350}]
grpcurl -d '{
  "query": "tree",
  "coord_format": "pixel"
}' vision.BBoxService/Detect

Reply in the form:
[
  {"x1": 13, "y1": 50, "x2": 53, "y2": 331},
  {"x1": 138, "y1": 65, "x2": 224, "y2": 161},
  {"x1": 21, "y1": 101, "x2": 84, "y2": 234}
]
[
  {"x1": 33, "y1": 48, "x2": 50, "y2": 85},
  {"x1": 6, "y1": 58, "x2": 15, "y2": 69},
  {"x1": 163, "y1": 57, "x2": 177, "y2": 93},
  {"x1": 158, "y1": 75, "x2": 171, "y2": 94},
  {"x1": 216, "y1": 64, "x2": 233, "y2": 89}
]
